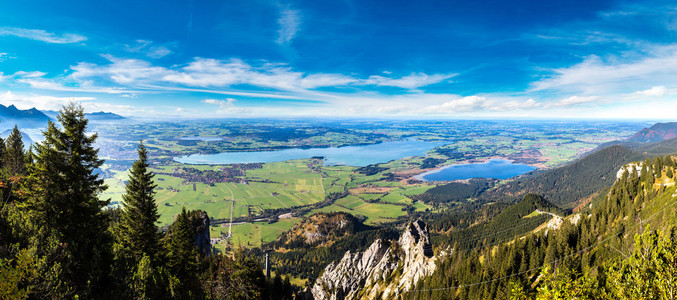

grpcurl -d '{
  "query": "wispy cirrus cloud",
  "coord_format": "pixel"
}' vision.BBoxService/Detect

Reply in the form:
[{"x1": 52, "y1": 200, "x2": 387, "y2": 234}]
[
  {"x1": 0, "y1": 27, "x2": 87, "y2": 44},
  {"x1": 276, "y1": 8, "x2": 301, "y2": 45},
  {"x1": 124, "y1": 40, "x2": 173, "y2": 58},
  {"x1": 363, "y1": 72, "x2": 455, "y2": 89},
  {"x1": 549, "y1": 95, "x2": 601, "y2": 107},
  {"x1": 531, "y1": 46, "x2": 677, "y2": 94},
  {"x1": 30, "y1": 55, "x2": 451, "y2": 94}
]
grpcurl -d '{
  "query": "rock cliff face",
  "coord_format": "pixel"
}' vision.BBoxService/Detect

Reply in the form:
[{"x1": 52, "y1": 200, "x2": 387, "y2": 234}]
[
  {"x1": 311, "y1": 220, "x2": 438, "y2": 300},
  {"x1": 187, "y1": 210, "x2": 211, "y2": 256}
]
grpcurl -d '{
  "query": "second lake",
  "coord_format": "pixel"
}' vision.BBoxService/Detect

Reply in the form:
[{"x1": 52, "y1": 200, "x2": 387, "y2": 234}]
[{"x1": 416, "y1": 159, "x2": 537, "y2": 181}]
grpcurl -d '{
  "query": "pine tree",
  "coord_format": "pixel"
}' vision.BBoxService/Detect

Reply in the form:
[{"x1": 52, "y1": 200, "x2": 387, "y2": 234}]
[
  {"x1": 112, "y1": 142, "x2": 165, "y2": 298},
  {"x1": 115, "y1": 142, "x2": 161, "y2": 264},
  {"x1": 165, "y1": 207, "x2": 201, "y2": 298},
  {"x1": 21, "y1": 102, "x2": 111, "y2": 298},
  {"x1": 4, "y1": 126, "x2": 25, "y2": 177},
  {"x1": 0, "y1": 136, "x2": 5, "y2": 170}
]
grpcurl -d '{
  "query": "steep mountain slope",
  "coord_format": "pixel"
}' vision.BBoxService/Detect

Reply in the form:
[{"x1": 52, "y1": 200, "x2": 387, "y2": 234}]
[
  {"x1": 0, "y1": 104, "x2": 51, "y2": 129},
  {"x1": 443, "y1": 194, "x2": 564, "y2": 250},
  {"x1": 311, "y1": 220, "x2": 437, "y2": 300},
  {"x1": 481, "y1": 145, "x2": 643, "y2": 208},
  {"x1": 627, "y1": 122, "x2": 677, "y2": 143},
  {"x1": 267, "y1": 213, "x2": 398, "y2": 280}
]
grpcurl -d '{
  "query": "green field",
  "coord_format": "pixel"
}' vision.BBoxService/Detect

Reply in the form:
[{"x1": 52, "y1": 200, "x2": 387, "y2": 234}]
[
  {"x1": 309, "y1": 195, "x2": 408, "y2": 225},
  {"x1": 102, "y1": 160, "x2": 325, "y2": 225},
  {"x1": 210, "y1": 218, "x2": 301, "y2": 249},
  {"x1": 102, "y1": 157, "x2": 432, "y2": 249}
]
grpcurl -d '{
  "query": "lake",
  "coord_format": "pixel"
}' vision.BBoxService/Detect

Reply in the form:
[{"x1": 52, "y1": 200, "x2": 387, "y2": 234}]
[
  {"x1": 175, "y1": 140, "x2": 444, "y2": 166},
  {"x1": 416, "y1": 159, "x2": 536, "y2": 181},
  {"x1": 179, "y1": 136, "x2": 224, "y2": 141}
]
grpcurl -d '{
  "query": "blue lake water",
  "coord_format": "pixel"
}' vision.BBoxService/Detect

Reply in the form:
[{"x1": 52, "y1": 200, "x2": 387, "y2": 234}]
[
  {"x1": 175, "y1": 140, "x2": 444, "y2": 166},
  {"x1": 418, "y1": 159, "x2": 536, "y2": 181},
  {"x1": 180, "y1": 136, "x2": 224, "y2": 141}
]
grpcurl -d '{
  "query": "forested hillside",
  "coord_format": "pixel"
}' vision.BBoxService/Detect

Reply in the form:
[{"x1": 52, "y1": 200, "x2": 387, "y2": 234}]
[
  {"x1": 0, "y1": 104, "x2": 295, "y2": 299},
  {"x1": 480, "y1": 145, "x2": 644, "y2": 208},
  {"x1": 407, "y1": 154, "x2": 677, "y2": 299}
]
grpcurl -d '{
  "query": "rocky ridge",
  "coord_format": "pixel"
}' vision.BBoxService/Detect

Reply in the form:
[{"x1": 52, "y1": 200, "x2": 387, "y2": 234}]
[
  {"x1": 310, "y1": 220, "x2": 438, "y2": 300},
  {"x1": 275, "y1": 212, "x2": 370, "y2": 247}
]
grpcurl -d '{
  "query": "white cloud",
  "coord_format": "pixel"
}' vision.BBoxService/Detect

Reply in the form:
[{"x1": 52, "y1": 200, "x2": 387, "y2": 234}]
[
  {"x1": 201, "y1": 98, "x2": 249, "y2": 114},
  {"x1": 72, "y1": 55, "x2": 168, "y2": 84},
  {"x1": 531, "y1": 46, "x2": 677, "y2": 94},
  {"x1": 0, "y1": 90, "x2": 95, "y2": 110},
  {"x1": 550, "y1": 95, "x2": 601, "y2": 107},
  {"x1": 0, "y1": 27, "x2": 86, "y2": 44},
  {"x1": 17, "y1": 78, "x2": 129, "y2": 94},
  {"x1": 419, "y1": 96, "x2": 541, "y2": 114},
  {"x1": 363, "y1": 72, "x2": 455, "y2": 89},
  {"x1": 276, "y1": 8, "x2": 301, "y2": 45},
  {"x1": 0, "y1": 70, "x2": 48, "y2": 82},
  {"x1": 423, "y1": 96, "x2": 488, "y2": 113},
  {"x1": 124, "y1": 40, "x2": 172, "y2": 58},
  {"x1": 635, "y1": 86, "x2": 669, "y2": 97},
  {"x1": 61, "y1": 56, "x2": 447, "y2": 94}
]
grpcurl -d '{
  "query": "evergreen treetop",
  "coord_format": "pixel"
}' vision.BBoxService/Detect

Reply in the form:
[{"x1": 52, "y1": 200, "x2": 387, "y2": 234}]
[{"x1": 115, "y1": 142, "x2": 161, "y2": 264}]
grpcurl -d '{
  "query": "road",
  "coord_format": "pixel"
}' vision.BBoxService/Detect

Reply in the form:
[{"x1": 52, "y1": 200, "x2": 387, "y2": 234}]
[{"x1": 224, "y1": 185, "x2": 235, "y2": 239}]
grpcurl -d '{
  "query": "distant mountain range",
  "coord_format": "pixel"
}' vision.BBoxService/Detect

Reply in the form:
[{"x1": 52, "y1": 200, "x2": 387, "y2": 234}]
[
  {"x1": 42, "y1": 110, "x2": 126, "y2": 121},
  {"x1": 627, "y1": 122, "x2": 677, "y2": 143},
  {"x1": 86, "y1": 111, "x2": 127, "y2": 121},
  {"x1": 0, "y1": 104, "x2": 127, "y2": 130},
  {"x1": 0, "y1": 104, "x2": 51, "y2": 130}
]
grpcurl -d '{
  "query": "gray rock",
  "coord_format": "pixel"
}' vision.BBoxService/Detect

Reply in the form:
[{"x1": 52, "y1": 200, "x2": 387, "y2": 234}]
[{"x1": 311, "y1": 220, "x2": 440, "y2": 300}]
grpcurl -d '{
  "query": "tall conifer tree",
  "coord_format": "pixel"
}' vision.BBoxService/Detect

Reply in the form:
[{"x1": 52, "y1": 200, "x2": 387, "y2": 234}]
[
  {"x1": 112, "y1": 142, "x2": 167, "y2": 298},
  {"x1": 4, "y1": 125, "x2": 25, "y2": 176},
  {"x1": 115, "y1": 142, "x2": 161, "y2": 263},
  {"x1": 22, "y1": 102, "x2": 110, "y2": 298},
  {"x1": 166, "y1": 207, "x2": 201, "y2": 297},
  {"x1": 0, "y1": 136, "x2": 5, "y2": 170}
]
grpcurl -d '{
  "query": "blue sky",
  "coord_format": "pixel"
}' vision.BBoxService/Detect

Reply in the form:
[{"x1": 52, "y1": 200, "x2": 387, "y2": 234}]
[{"x1": 1, "y1": 0, "x2": 677, "y2": 119}]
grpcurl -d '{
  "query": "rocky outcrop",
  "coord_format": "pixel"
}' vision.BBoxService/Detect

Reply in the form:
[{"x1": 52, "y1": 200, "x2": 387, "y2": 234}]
[
  {"x1": 310, "y1": 220, "x2": 438, "y2": 300},
  {"x1": 187, "y1": 210, "x2": 211, "y2": 256},
  {"x1": 275, "y1": 212, "x2": 371, "y2": 247}
]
